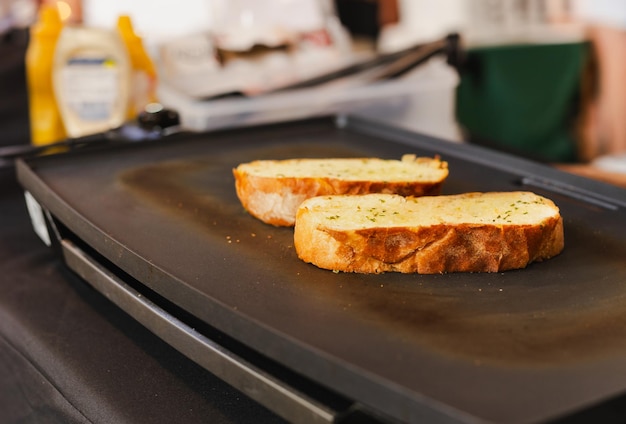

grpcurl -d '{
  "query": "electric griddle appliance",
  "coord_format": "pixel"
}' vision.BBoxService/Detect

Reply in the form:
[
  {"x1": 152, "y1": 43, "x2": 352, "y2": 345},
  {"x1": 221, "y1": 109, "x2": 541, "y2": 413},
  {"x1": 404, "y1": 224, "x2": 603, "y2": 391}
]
[{"x1": 16, "y1": 115, "x2": 626, "y2": 423}]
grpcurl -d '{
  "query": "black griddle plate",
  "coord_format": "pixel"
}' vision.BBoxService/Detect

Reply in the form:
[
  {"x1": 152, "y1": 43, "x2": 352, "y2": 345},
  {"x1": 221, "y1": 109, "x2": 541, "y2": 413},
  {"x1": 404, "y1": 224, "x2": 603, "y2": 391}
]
[{"x1": 17, "y1": 115, "x2": 626, "y2": 424}]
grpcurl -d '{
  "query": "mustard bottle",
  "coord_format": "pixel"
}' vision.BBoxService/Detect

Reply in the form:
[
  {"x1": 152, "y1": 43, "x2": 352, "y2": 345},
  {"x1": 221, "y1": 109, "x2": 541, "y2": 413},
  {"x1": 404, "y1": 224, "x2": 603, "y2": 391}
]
[
  {"x1": 26, "y1": 6, "x2": 66, "y2": 146},
  {"x1": 116, "y1": 15, "x2": 158, "y2": 120}
]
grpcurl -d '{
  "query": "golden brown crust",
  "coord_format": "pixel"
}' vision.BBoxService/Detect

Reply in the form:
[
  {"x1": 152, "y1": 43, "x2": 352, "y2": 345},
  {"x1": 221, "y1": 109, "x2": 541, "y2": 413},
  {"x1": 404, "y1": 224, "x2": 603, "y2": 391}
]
[
  {"x1": 293, "y1": 196, "x2": 564, "y2": 274},
  {"x1": 233, "y1": 156, "x2": 447, "y2": 226}
]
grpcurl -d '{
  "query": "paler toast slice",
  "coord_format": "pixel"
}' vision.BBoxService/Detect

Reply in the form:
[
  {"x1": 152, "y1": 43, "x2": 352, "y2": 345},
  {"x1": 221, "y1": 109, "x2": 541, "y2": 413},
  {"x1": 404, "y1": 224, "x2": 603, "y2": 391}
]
[{"x1": 233, "y1": 154, "x2": 448, "y2": 226}]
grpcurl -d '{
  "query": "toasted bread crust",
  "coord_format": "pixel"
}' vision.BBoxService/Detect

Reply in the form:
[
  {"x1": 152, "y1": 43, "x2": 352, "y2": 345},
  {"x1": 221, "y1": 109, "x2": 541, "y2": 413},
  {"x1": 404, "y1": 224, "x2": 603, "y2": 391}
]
[
  {"x1": 233, "y1": 156, "x2": 448, "y2": 226},
  {"x1": 294, "y1": 193, "x2": 564, "y2": 274}
]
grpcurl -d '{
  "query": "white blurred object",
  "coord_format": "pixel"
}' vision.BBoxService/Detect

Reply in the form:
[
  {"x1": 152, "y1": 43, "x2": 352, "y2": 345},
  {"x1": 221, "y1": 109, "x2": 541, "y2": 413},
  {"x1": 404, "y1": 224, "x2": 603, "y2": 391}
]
[
  {"x1": 465, "y1": 0, "x2": 584, "y2": 45},
  {"x1": 593, "y1": 153, "x2": 626, "y2": 175},
  {"x1": 158, "y1": 0, "x2": 353, "y2": 99},
  {"x1": 210, "y1": 0, "x2": 328, "y2": 51},
  {"x1": 571, "y1": 0, "x2": 626, "y2": 29},
  {"x1": 52, "y1": 25, "x2": 131, "y2": 137},
  {"x1": 0, "y1": 0, "x2": 36, "y2": 33},
  {"x1": 158, "y1": 30, "x2": 352, "y2": 99},
  {"x1": 379, "y1": 0, "x2": 585, "y2": 52},
  {"x1": 82, "y1": 0, "x2": 212, "y2": 48},
  {"x1": 158, "y1": 33, "x2": 221, "y2": 85}
]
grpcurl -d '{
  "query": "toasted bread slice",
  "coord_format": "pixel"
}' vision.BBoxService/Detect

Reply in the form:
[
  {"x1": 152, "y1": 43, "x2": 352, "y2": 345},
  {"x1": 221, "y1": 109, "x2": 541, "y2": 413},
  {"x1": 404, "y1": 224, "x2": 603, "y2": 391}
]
[
  {"x1": 294, "y1": 192, "x2": 564, "y2": 274},
  {"x1": 233, "y1": 155, "x2": 448, "y2": 226}
]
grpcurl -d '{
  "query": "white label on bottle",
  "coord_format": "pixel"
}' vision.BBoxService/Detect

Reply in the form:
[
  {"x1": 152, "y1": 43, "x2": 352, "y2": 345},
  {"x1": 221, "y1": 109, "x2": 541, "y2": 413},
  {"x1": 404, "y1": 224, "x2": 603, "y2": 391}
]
[
  {"x1": 60, "y1": 57, "x2": 120, "y2": 122},
  {"x1": 24, "y1": 191, "x2": 51, "y2": 247}
]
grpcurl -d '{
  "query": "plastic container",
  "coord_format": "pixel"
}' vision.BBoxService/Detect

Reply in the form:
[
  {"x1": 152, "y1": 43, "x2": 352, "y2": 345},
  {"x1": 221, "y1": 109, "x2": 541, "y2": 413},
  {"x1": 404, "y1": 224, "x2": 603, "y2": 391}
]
[
  {"x1": 26, "y1": 6, "x2": 67, "y2": 146},
  {"x1": 157, "y1": 57, "x2": 461, "y2": 142},
  {"x1": 53, "y1": 25, "x2": 131, "y2": 138},
  {"x1": 117, "y1": 15, "x2": 158, "y2": 119}
]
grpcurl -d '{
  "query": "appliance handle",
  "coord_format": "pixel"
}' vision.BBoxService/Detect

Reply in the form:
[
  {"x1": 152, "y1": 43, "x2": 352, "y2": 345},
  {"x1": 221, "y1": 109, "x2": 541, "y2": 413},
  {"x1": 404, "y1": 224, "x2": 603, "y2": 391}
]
[{"x1": 60, "y1": 238, "x2": 344, "y2": 424}]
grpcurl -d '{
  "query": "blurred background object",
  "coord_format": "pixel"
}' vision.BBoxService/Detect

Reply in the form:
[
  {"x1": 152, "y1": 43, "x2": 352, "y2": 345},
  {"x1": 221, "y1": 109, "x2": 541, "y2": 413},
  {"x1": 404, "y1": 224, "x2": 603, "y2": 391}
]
[
  {"x1": 153, "y1": 0, "x2": 461, "y2": 141},
  {"x1": 0, "y1": 0, "x2": 624, "y2": 182},
  {"x1": 452, "y1": 0, "x2": 589, "y2": 163},
  {"x1": 25, "y1": 4, "x2": 65, "y2": 145},
  {"x1": 335, "y1": 0, "x2": 399, "y2": 42},
  {"x1": 0, "y1": 0, "x2": 36, "y2": 33},
  {"x1": 372, "y1": 0, "x2": 626, "y2": 167},
  {"x1": 383, "y1": 0, "x2": 590, "y2": 163},
  {"x1": 82, "y1": 0, "x2": 211, "y2": 46},
  {"x1": 40, "y1": 0, "x2": 82, "y2": 24},
  {"x1": 157, "y1": 0, "x2": 354, "y2": 99},
  {"x1": 572, "y1": 0, "x2": 626, "y2": 167}
]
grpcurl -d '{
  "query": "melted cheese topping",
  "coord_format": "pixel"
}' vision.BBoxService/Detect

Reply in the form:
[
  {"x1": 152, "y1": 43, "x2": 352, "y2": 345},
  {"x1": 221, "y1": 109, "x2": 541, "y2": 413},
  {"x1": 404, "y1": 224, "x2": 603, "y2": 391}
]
[
  {"x1": 302, "y1": 192, "x2": 559, "y2": 229},
  {"x1": 239, "y1": 157, "x2": 447, "y2": 182}
]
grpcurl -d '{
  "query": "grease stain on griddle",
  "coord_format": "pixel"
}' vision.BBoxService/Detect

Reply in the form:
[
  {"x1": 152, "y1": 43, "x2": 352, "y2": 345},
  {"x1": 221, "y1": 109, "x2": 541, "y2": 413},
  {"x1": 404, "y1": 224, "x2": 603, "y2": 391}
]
[
  {"x1": 317, "y1": 223, "x2": 626, "y2": 367},
  {"x1": 118, "y1": 154, "x2": 626, "y2": 368},
  {"x1": 120, "y1": 159, "x2": 238, "y2": 228}
]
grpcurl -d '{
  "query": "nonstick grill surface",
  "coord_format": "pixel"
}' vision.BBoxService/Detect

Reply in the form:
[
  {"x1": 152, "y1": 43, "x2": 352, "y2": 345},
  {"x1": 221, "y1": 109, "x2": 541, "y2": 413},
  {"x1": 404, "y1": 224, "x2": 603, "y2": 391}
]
[{"x1": 17, "y1": 116, "x2": 626, "y2": 423}]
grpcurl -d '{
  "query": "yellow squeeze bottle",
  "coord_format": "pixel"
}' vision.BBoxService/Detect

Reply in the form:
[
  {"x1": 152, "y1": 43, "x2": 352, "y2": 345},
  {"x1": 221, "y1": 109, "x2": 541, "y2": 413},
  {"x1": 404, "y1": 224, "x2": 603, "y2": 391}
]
[
  {"x1": 26, "y1": 6, "x2": 66, "y2": 146},
  {"x1": 117, "y1": 15, "x2": 158, "y2": 119}
]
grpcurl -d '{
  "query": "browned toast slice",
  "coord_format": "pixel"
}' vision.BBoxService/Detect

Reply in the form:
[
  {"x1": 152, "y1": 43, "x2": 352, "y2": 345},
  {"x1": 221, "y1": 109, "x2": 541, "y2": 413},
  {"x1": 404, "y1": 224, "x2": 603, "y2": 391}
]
[{"x1": 294, "y1": 192, "x2": 564, "y2": 273}]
